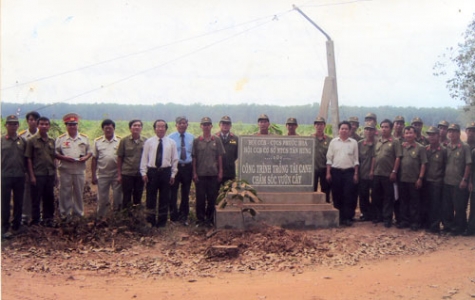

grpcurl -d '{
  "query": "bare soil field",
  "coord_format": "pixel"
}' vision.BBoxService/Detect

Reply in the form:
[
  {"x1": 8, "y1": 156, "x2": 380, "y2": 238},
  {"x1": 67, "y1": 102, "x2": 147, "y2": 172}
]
[{"x1": 2, "y1": 216, "x2": 475, "y2": 300}]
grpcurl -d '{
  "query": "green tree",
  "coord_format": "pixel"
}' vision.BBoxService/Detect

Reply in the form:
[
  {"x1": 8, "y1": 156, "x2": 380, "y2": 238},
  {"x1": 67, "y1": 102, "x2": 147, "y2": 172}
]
[{"x1": 435, "y1": 14, "x2": 475, "y2": 110}]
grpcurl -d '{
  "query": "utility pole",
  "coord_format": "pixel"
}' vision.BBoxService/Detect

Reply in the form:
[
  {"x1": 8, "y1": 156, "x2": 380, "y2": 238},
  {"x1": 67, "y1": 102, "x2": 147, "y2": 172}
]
[{"x1": 293, "y1": 5, "x2": 339, "y2": 135}]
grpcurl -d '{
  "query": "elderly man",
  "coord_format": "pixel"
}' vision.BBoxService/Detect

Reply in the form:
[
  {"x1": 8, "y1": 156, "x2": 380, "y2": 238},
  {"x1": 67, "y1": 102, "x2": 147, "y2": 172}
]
[
  {"x1": 168, "y1": 116, "x2": 194, "y2": 225},
  {"x1": 326, "y1": 121, "x2": 359, "y2": 226},
  {"x1": 55, "y1": 113, "x2": 92, "y2": 222},
  {"x1": 92, "y1": 119, "x2": 122, "y2": 221},
  {"x1": 193, "y1": 117, "x2": 225, "y2": 227},
  {"x1": 216, "y1": 116, "x2": 239, "y2": 184},
  {"x1": 140, "y1": 120, "x2": 178, "y2": 227}
]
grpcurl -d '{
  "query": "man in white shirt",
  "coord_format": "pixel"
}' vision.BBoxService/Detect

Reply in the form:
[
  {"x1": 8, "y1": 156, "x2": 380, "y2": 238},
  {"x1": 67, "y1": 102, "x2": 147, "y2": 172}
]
[
  {"x1": 140, "y1": 120, "x2": 178, "y2": 227},
  {"x1": 326, "y1": 121, "x2": 359, "y2": 226}
]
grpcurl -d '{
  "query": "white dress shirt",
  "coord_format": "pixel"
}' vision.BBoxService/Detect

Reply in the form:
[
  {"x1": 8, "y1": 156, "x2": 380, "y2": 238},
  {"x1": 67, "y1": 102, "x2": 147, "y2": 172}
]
[
  {"x1": 326, "y1": 137, "x2": 359, "y2": 169},
  {"x1": 140, "y1": 136, "x2": 178, "y2": 177}
]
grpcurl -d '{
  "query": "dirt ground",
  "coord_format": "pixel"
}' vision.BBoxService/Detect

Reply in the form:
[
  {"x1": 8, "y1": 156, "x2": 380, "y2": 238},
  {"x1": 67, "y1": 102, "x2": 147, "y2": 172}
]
[{"x1": 2, "y1": 219, "x2": 475, "y2": 300}]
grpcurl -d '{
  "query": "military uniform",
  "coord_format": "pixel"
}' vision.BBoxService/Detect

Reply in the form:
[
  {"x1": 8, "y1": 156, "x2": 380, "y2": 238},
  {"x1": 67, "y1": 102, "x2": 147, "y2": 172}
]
[
  {"x1": 193, "y1": 117, "x2": 225, "y2": 224},
  {"x1": 467, "y1": 147, "x2": 475, "y2": 235},
  {"x1": 372, "y1": 136, "x2": 402, "y2": 225},
  {"x1": 348, "y1": 116, "x2": 361, "y2": 142},
  {"x1": 19, "y1": 128, "x2": 38, "y2": 225},
  {"x1": 423, "y1": 127, "x2": 446, "y2": 232},
  {"x1": 438, "y1": 120, "x2": 450, "y2": 146},
  {"x1": 56, "y1": 132, "x2": 91, "y2": 218},
  {"x1": 92, "y1": 134, "x2": 122, "y2": 218},
  {"x1": 358, "y1": 133, "x2": 375, "y2": 220},
  {"x1": 25, "y1": 133, "x2": 56, "y2": 225},
  {"x1": 312, "y1": 117, "x2": 332, "y2": 202},
  {"x1": 215, "y1": 116, "x2": 238, "y2": 183},
  {"x1": 2, "y1": 115, "x2": 27, "y2": 235},
  {"x1": 442, "y1": 124, "x2": 471, "y2": 235},
  {"x1": 117, "y1": 134, "x2": 146, "y2": 207},
  {"x1": 398, "y1": 141, "x2": 427, "y2": 229},
  {"x1": 411, "y1": 117, "x2": 429, "y2": 146}
]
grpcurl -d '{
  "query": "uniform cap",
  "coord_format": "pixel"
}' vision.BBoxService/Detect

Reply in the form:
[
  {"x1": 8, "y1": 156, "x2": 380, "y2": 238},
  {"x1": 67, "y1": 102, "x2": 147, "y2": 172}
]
[
  {"x1": 447, "y1": 123, "x2": 460, "y2": 132},
  {"x1": 365, "y1": 113, "x2": 377, "y2": 121},
  {"x1": 364, "y1": 122, "x2": 375, "y2": 130},
  {"x1": 466, "y1": 122, "x2": 475, "y2": 130},
  {"x1": 63, "y1": 113, "x2": 79, "y2": 124},
  {"x1": 348, "y1": 116, "x2": 359, "y2": 123},
  {"x1": 393, "y1": 115, "x2": 405, "y2": 123},
  {"x1": 200, "y1": 117, "x2": 212, "y2": 124},
  {"x1": 438, "y1": 120, "x2": 449, "y2": 128},
  {"x1": 6, "y1": 115, "x2": 19, "y2": 123},
  {"x1": 426, "y1": 126, "x2": 439, "y2": 134},
  {"x1": 220, "y1": 116, "x2": 232, "y2": 123},
  {"x1": 175, "y1": 116, "x2": 188, "y2": 123},
  {"x1": 411, "y1": 117, "x2": 423, "y2": 124},
  {"x1": 314, "y1": 116, "x2": 326, "y2": 124},
  {"x1": 257, "y1": 114, "x2": 269, "y2": 122},
  {"x1": 286, "y1": 117, "x2": 298, "y2": 125}
]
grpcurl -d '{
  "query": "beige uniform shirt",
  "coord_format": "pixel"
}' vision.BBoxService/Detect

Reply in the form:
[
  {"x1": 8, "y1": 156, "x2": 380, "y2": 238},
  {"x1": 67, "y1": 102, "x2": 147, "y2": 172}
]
[
  {"x1": 92, "y1": 135, "x2": 121, "y2": 177},
  {"x1": 55, "y1": 133, "x2": 91, "y2": 174}
]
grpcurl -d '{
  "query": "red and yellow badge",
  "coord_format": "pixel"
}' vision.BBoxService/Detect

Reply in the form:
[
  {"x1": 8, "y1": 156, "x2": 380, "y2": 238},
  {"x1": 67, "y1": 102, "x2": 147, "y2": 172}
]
[{"x1": 63, "y1": 141, "x2": 71, "y2": 148}]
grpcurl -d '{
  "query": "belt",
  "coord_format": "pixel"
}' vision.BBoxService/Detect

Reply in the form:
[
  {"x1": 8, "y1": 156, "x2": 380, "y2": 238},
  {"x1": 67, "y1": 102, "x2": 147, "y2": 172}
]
[
  {"x1": 332, "y1": 167, "x2": 355, "y2": 173},
  {"x1": 179, "y1": 163, "x2": 192, "y2": 167},
  {"x1": 148, "y1": 167, "x2": 171, "y2": 172}
]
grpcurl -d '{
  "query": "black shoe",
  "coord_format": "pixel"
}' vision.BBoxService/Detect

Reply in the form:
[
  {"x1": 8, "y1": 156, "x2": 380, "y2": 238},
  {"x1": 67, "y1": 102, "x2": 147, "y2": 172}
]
[
  {"x1": 396, "y1": 222, "x2": 409, "y2": 229},
  {"x1": 410, "y1": 225, "x2": 419, "y2": 231},
  {"x1": 384, "y1": 221, "x2": 392, "y2": 228},
  {"x1": 359, "y1": 216, "x2": 371, "y2": 222},
  {"x1": 462, "y1": 230, "x2": 474, "y2": 236}
]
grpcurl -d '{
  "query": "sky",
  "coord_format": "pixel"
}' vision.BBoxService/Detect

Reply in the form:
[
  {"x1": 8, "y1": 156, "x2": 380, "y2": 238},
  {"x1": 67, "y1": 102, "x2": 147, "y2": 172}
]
[{"x1": 1, "y1": 0, "x2": 474, "y2": 109}]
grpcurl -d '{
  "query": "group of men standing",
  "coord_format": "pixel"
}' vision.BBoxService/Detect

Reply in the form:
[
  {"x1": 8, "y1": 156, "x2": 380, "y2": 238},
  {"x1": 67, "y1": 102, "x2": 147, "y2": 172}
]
[
  {"x1": 2, "y1": 112, "x2": 239, "y2": 238},
  {"x1": 321, "y1": 113, "x2": 475, "y2": 236}
]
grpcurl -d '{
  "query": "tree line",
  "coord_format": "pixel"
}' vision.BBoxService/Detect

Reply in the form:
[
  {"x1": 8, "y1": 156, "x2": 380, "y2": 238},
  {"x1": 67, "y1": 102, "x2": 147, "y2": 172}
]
[{"x1": 2, "y1": 102, "x2": 464, "y2": 126}]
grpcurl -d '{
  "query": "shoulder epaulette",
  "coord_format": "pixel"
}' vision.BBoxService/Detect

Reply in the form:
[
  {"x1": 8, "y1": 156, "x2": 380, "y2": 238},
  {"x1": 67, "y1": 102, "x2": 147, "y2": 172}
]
[
  {"x1": 58, "y1": 133, "x2": 67, "y2": 138},
  {"x1": 94, "y1": 136, "x2": 104, "y2": 141},
  {"x1": 116, "y1": 135, "x2": 122, "y2": 139},
  {"x1": 18, "y1": 129, "x2": 27, "y2": 136},
  {"x1": 79, "y1": 133, "x2": 88, "y2": 137}
]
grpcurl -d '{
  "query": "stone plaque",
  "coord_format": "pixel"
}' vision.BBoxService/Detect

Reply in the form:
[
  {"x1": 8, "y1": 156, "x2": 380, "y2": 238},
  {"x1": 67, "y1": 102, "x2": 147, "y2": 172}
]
[{"x1": 238, "y1": 136, "x2": 315, "y2": 192}]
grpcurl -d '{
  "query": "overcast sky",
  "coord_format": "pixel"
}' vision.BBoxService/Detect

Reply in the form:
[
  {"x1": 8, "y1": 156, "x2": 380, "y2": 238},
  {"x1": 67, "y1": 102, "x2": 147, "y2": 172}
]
[{"x1": 1, "y1": 0, "x2": 474, "y2": 109}]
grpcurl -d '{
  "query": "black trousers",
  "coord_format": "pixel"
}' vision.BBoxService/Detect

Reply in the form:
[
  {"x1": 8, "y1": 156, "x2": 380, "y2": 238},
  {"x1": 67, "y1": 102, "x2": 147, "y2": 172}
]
[
  {"x1": 399, "y1": 181, "x2": 421, "y2": 227},
  {"x1": 358, "y1": 179, "x2": 373, "y2": 219},
  {"x1": 1, "y1": 176, "x2": 25, "y2": 233},
  {"x1": 31, "y1": 175, "x2": 56, "y2": 223},
  {"x1": 121, "y1": 175, "x2": 144, "y2": 208},
  {"x1": 196, "y1": 176, "x2": 218, "y2": 224},
  {"x1": 146, "y1": 168, "x2": 171, "y2": 227},
  {"x1": 169, "y1": 163, "x2": 192, "y2": 222},
  {"x1": 442, "y1": 184, "x2": 469, "y2": 233},
  {"x1": 330, "y1": 168, "x2": 356, "y2": 222},
  {"x1": 314, "y1": 169, "x2": 331, "y2": 202},
  {"x1": 372, "y1": 175, "x2": 394, "y2": 222},
  {"x1": 467, "y1": 192, "x2": 475, "y2": 234},
  {"x1": 423, "y1": 181, "x2": 443, "y2": 231}
]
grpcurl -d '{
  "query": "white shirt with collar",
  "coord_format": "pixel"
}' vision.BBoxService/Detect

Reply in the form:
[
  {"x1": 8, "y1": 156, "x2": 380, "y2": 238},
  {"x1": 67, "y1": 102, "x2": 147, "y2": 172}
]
[
  {"x1": 140, "y1": 135, "x2": 178, "y2": 178},
  {"x1": 326, "y1": 137, "x2": 359, "y2": 169}
]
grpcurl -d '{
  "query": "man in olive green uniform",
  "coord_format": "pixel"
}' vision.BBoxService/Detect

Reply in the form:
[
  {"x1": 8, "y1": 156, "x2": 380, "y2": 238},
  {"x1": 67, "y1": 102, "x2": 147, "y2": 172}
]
[
  {"x1": 438, "y1": 120, "x2": 450, "y2": 146},
  {"x1": 465, "y1": 122, "x2": 475, "y2": 150},
  {"x1": 442, "y1": 124, "x2": 471, "y2": 235},
  {"x1": 117, "y1": 119, "x2": 146, "y2": 208},
  {"x1": 392, "y1": 116, "x2": 405, "y2": 142},
  {"x1": 2, "y1": 115, "x2": 27, "y2": 238},
  {"x1": 371, "y1": 119, "x2": 402, "y2": 228},
  {"x1": 255, "y1": 114, "x2": 272, "y2": 135},
  {"x1": 55, "y1": 113, "x2": 92, "y2": 221},
  {"x1": 411, "y1": 117, "x2": 429, "y2": 146},
  {"x1": 286, "y1": 117, "x2": 299, "y2": 136},
  {"x1": 397, "y1": 126, "x2": 427, "y2": 231},
  {"x1": 192, "y1": 117, "x2": 225, "y2": 226},
  {"x1": 348, "y1": 116, "x2": 361, "y2": 142},
  {"x1": 312, "y1": 116, "x2": 332, "y2": 203},
  {"x1": 467, "y1": 145, "x2": 475, "y2": 236},
  {"x1": 423, "y1": 126, "x2": 446, "y2": 233},
  {"x1": 25, "y1": 116, "x2": 57, "y2": 227},
  {"x1": 358, "y1": 122, "x2": 376, "y2": 221},
  {"x1": 216, "y1": 116, "x2": 239, "y2": 184},
  {"x1": 19, "y1": 111, "x2": 40, "y2": 225},
  {"x1": 92, "y1": 119, "x2": 122, "y2": 220}
]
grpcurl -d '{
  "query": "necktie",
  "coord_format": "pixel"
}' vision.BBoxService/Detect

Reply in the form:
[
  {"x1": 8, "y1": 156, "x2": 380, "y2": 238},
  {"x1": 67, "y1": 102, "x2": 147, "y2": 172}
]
[
  {"x1": 156, "y1": 138, "x2": 163, "y2": 168},
  {"x1": 180, "y1": 134, "x2": 186, "y2": 161}
]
